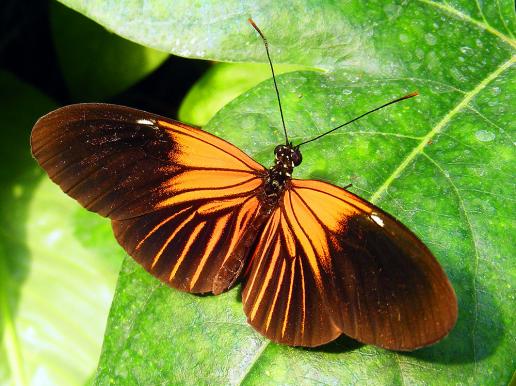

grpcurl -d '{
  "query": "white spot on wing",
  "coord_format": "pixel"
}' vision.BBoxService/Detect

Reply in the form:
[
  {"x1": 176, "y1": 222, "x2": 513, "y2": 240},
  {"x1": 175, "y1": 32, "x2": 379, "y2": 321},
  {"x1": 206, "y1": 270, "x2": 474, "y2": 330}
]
[
  {"x1": 136, "y1": 119, "x2": 155, "y2": 126},
  {"x1": 371, "y1": 213, "x2": 384, "y2": 227}
]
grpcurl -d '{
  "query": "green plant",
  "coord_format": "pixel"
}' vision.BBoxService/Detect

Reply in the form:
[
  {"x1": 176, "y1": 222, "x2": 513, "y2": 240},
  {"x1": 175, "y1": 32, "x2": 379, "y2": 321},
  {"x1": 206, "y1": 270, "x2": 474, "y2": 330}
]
[{"x1": 1, "y1": 1, "x2": 514, "y2": 385}]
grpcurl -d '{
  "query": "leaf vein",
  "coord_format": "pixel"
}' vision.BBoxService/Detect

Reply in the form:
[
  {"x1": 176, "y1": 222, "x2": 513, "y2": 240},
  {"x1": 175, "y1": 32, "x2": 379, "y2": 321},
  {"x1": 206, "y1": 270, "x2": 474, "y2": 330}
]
[
  {"x1": 418, "y1": 0, "x2": 516, "y2": 48},
  {"x1": 369, "y1": 55, "x2": 515, "y2": 203},
  {"x1": 422, "y1": 152, "x2": 480, "y2": 374},
  {"x1": 496, "y1": 0, "x2": 515, "y2": 39},
  {"x1": 235, "y1": 340, "x2": 269, "y2": 385}
]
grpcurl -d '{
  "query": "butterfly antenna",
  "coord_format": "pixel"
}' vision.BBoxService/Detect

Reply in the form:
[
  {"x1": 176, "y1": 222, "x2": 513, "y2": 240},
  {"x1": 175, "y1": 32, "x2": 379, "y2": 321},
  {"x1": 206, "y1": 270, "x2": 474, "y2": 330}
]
[
  {"x1": 248, "y1": 18, "x2": 289, "y2": 145},
  {"x1": 297, "y1": 91, "x2": 419, "y2": 147}
]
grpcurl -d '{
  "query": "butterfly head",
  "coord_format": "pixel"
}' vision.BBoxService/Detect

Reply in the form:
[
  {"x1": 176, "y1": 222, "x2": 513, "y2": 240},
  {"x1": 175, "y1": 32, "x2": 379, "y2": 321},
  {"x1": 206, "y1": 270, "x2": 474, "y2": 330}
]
[{"x1": 274, "y1": 143, "x2": 302, "y2": 168}]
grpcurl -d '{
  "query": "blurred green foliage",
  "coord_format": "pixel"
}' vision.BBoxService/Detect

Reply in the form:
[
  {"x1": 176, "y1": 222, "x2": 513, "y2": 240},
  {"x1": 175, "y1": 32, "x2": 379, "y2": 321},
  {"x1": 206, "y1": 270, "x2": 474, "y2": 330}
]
[{"x1": 0, "y1": 0, "x2": 514, "y2": 385}]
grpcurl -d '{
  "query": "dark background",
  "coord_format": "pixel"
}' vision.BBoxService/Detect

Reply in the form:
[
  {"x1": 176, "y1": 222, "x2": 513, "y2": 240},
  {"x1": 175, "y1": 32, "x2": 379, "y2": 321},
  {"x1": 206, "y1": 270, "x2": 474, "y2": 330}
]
[{"x1": 1, "y1": 0, "x2": 208, "y2": 117}]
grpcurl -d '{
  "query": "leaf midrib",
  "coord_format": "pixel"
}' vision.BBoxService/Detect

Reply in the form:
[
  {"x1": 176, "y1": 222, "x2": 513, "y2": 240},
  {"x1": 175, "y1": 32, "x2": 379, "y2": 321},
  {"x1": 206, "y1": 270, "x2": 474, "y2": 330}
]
[
  {"x1": 370, "y1": 55, "x2": 515, "y2": 203},
  {"x1": 422, "y1": 153, "x2": 482, "y2": 375}
]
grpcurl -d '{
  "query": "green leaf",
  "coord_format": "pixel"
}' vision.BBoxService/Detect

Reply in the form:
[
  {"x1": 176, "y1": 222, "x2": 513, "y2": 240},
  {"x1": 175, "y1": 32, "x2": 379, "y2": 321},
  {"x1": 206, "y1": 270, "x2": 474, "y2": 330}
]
[
  {"x1": 50, "y1": 1, "x2": 168, "y2": 101},
  {"x1": 0, "y1": 71, "x2": 123, "y2": 385},
  {"x1": 178, "y1": 62, "x2": 310, "y2": 126},
  {"x1": 54, "y1": 1, "x2": 514, "y2": 384}
]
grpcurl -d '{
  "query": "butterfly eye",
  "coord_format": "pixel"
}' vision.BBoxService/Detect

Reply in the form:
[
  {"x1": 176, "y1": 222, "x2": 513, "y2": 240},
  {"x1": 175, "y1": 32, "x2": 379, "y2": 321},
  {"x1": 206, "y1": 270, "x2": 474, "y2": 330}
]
[
  {"x1": 274, "y1": 145, "x2": 283, "y2": 156},
  {"x1": 292, "y1": 148, "x2": 302, "y2": 166}
]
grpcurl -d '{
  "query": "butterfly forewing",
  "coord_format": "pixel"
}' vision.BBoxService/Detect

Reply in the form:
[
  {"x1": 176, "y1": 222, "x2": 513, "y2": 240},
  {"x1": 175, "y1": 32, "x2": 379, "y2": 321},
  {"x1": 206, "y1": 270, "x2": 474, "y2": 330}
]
[
  {"x1": 31, "y1": 103, "x2": 267, "y2": 293},
  {"x1": 242, "y1": 179, "x2": 457, "y2": 349}
]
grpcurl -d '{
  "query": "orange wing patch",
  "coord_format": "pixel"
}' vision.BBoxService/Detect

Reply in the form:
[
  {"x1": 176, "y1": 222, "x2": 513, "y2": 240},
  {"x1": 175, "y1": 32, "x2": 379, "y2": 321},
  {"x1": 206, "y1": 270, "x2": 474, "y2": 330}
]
[
  {"x1": 114, "y1": 192, "x2": 265, "y2": 294},
  {"x1": 158, "y1": 120, "x2": 263, "y2": 172},
  {"x1": 114, "y1": 116, "x2": 269, "y2": 294},
  {"x1": 243, "y1": 209, "x2": 281, "y2": 306},
  {"x1": 242, "y1": 198, "x2": 342, "y2": 347},
  {"x1": 156, "y1": 172, "x2": 263, "y2": 209},
  {"x1": 291, "y1": 179, "x2": 370, "y2": 230},
  {"x1": 284, "y1": 190, "x2": 330, "y2": 278}
]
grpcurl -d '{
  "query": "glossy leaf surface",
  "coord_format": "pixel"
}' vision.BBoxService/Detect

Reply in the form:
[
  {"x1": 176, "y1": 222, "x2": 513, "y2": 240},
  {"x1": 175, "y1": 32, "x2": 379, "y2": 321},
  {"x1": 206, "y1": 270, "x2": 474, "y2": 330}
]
[{"x1": 0, "y1": 71, "x2": 123, "y2": 385}]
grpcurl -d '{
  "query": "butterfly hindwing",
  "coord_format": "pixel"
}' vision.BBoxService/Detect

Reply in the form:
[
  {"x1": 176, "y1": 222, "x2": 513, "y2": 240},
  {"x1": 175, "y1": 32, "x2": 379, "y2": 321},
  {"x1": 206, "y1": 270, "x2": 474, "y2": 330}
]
[
  {"x1": 112, "y1": 194, "x2": 266, "y2": 293},
  {"x1": 31, "y1": 103, "x2": 267, "y2": 293},
  {"x1": 242, "y1": 179, "x2": 457, "y2": 349}
]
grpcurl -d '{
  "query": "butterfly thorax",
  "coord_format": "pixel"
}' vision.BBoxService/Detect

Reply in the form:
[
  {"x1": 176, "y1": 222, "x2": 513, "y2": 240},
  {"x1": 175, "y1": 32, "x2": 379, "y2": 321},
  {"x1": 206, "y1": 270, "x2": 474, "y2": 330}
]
[{"x1": 263, "y1": 144, "x2": 302, "y2": 203}]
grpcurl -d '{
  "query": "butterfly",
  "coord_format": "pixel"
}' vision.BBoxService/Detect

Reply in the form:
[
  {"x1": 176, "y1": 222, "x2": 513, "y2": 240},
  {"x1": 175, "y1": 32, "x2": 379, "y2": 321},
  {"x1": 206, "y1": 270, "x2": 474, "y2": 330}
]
[{"x1": 30, "y1": 19, "x2": 457, "y2": 350}]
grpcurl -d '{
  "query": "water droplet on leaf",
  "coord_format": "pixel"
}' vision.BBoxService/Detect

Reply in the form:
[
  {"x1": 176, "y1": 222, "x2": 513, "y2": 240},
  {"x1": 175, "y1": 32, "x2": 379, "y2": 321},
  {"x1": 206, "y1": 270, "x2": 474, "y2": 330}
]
[
  {"x1": 425, "y1": 33, "x2": 437, "y2": 45},
  {"x1": 475, "y1": 130, "x2": 495, "y2": 142}
]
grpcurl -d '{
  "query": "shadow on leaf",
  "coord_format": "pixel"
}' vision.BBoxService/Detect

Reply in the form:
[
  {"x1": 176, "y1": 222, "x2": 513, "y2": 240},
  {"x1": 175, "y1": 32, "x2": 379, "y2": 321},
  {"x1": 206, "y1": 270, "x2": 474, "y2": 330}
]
[
  {"x1": 403, "y1": 267, "x2": 503, "y2": 364},
  {"x1": 304, "y1": 334, "x2": 364, "y2": 354}
]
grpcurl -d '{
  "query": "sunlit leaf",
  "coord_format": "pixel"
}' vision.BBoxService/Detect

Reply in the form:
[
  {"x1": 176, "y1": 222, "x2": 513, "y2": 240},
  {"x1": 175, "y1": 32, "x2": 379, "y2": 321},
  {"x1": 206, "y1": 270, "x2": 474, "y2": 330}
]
[{"x1": 0, "y1": 71, "x2": 123, "y2": 385}]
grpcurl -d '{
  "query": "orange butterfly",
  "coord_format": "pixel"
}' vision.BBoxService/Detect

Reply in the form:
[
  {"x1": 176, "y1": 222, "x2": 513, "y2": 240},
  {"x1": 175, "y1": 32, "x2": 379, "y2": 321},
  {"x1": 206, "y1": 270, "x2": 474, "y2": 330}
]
[{"x1": 30, "y1": 19, "x2": 457, "y2": 350}]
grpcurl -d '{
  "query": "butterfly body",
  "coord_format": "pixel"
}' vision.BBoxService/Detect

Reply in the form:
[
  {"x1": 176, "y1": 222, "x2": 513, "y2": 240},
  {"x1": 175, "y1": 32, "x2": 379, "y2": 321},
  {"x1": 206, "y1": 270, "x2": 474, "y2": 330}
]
[
  {"x1": 217, "y1": 145, "x2": 303, "y2": 292},
  {"x1": 262, "y1": 144, "x2": 301, "y2": 204}
]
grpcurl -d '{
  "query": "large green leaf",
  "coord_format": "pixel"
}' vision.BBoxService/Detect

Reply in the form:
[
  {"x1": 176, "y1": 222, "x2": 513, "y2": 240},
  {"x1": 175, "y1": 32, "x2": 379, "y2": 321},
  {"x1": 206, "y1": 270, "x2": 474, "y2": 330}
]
[
  {"x1": 53, "y1": 1, "x2": 514, "y2": 385},
  {"x1": 178, "y1": 62, "x2": 310, "y2": 126},
  {"x1": 0, "y1": 71, "x2": 123, "y2": 385}
]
